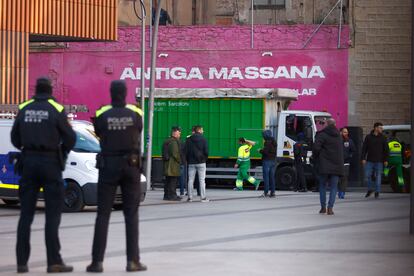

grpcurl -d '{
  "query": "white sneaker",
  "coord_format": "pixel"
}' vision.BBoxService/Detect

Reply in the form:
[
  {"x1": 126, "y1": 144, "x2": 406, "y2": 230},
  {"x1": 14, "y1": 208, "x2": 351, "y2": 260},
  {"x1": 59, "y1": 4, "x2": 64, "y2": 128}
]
[
  {"x1": 187, "y1": 198, "x2": 193, "y2": 202},
  {"x1": 201, "y1": 198, "x2": 210, "y2": 203}
]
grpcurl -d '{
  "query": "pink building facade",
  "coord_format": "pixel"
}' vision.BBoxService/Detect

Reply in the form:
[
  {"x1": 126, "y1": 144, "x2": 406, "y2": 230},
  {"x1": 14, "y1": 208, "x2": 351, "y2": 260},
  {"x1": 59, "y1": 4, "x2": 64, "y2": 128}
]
[{"x1": 29, "y1": 25, "x2": 349, "y2": 126}]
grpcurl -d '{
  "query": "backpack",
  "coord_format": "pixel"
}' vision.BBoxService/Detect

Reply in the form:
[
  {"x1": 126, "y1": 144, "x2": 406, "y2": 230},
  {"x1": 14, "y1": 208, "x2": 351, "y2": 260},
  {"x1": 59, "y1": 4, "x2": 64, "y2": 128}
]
[{"x1": 162, "y1": 139, "x2": 172, "y2": 161}]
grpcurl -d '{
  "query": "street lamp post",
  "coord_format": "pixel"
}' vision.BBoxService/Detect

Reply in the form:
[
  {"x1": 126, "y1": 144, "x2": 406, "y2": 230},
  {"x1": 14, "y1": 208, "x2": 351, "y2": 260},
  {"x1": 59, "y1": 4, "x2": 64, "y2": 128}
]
[{"x1": 145, "y1": 0, "x2": 163, "y2": 190}]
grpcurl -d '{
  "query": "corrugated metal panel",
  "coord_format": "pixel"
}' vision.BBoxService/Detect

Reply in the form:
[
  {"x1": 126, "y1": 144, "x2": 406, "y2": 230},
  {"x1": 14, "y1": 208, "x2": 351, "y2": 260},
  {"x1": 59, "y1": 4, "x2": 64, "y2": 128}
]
[
  {"x1": 1, "y1": 0, "x2": 117, "y2": 40},
  {"x1": 146, "y1": 98, "x2": 265, "y2": 158},
  {"x1": 0, "y1": 30, "x2": 28, "y2": 104},
  {"x1": 0, "y1": 0, "x2": 118, "y2": 104}
]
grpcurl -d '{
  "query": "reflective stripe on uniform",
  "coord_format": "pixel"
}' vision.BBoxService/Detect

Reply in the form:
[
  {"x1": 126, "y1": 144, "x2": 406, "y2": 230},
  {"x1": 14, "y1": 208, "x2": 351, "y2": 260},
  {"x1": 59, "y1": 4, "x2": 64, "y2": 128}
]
[
  {"x1": 0, "y1": 183, "x2": 19, "y2": 189},
  {"x1": 0, "y1": 183, "x2": 44, "y2": 191},
  {"x1": 388, "y1": 141, "x2": 402, "y2": 156},
  {"x1": 47, "y1": 99, "x2": 64, "y2": 112},
  {"x1": 18, "y1": 99, "x2": 34, "y2": 110},
  {"x1": 96, "y1": 105, "x2": 112, "y2": 117},
  {"x1": 237, "y1": 144, "x2": 252, "y2": 161},
  {"x1": 126, "y1": 104, "x2": 143, "y2": 116}
]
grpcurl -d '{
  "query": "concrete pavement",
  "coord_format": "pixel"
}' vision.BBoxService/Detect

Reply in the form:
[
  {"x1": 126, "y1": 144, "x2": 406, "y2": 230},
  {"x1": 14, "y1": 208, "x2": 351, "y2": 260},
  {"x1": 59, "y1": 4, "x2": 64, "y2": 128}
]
[{"x1": 0, "y1": 189, "x2": 413, "y2": 275}]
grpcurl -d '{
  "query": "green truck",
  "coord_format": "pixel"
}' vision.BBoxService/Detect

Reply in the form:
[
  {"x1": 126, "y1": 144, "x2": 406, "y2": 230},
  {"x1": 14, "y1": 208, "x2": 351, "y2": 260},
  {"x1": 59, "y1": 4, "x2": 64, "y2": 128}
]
[{"x1": 144, "y1": 89, "x2": 331, "y2": 190}]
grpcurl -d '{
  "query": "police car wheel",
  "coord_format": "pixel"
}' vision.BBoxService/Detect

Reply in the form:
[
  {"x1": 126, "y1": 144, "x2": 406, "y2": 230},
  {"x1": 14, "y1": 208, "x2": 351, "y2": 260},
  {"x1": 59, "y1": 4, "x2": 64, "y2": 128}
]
[
  {"x1": 276, "y1": 166, "x2": 296, "y2": 191},
  {"x1": 2, "y1": 199, "x2": 19, "y2": 206},
  {"x1": 63, "y1": 181, "x2": 85, "y2": 212}
]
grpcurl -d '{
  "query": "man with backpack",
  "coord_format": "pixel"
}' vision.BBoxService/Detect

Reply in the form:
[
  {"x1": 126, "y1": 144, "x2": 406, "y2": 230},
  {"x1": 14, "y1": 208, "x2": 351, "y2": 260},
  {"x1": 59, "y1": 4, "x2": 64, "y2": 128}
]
[{"x1": 162, "y1": 126, "x2": 182, "y2": 201}]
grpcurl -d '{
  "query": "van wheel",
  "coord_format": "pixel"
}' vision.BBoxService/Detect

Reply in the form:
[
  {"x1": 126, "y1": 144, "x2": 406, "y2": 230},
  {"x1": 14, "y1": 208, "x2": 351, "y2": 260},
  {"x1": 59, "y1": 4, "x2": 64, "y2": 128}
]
[
  {"x1": 63, "y1": 181, "x2": 85, "y2": 212},
  {"x1": 2, "y1": 199, "x2": 19, "y2": 206},
  {"x1": 276, "y1": 166, "x2": 296, "y2": 191}
]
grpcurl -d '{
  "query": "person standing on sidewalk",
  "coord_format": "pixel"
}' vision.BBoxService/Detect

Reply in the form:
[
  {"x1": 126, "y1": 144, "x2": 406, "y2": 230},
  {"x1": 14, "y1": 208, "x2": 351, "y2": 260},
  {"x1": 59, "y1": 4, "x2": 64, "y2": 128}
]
[
  {"x1": 11, "y1": 77, "x2": 76, "y2": 273},
  {"x1": 185, "y1": 125, "x2": 209, "y2": 202},
  {"x1": 87, "y1": 80, "x2": 146, "y2": 272},
  {"x1": 235, "y1": 138, "x2": 260, "y2": 191},
  {"x1": 162, "y1": 126, "x2": 182, "y2": 201},
  {"x1": 293, "y1": 133, "x2": 308, "y2": 193},
  {"x1": 312, "y1": 119, "x2": 344, "y2": 215},
  {"x1": 362, "y1": 122, "x2": 389, "y2": 199},
  {"x1": 338, "y1": 127, "x2": 356, "y2": 199},
  {"x1": 259, "y1": 130, "x2": 276, "y2": 198}
]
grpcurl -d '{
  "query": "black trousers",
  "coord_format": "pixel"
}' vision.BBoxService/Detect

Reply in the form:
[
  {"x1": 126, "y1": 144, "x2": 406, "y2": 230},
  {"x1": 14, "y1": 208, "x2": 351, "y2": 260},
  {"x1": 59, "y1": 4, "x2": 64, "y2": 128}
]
[
  {"x1": 294, "y1": 160, "x2": 307, "y2": 191},
  {"x1": 92, "y1": 156, "x2": 141, "y2": 263},
  {"x1": 16, "y1": 155, "x2": 64, "y2": 266},
  {"x1": 164, "y1": 176, "x2": 179, "y2": 199}
]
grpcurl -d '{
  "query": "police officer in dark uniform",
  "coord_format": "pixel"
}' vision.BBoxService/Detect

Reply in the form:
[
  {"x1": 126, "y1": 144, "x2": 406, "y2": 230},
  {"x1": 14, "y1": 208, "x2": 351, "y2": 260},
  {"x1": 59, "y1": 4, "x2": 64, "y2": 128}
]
[
  {"x1": 86, "y1": 80, "x2": 147, "y2": 273},
  {"x1": 11, "y1": 77, "x2": 76, "y2": 273},
  {"x1": 293, "y1": 133, "x2": 308, "y2": 192}
]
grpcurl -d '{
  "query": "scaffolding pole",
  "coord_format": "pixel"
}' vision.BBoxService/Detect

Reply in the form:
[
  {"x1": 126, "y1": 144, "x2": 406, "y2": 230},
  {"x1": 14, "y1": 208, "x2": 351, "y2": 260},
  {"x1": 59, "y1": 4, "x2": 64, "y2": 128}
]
[{"x1": 302, "y1": 0, "x2": 341, "y2": 49}]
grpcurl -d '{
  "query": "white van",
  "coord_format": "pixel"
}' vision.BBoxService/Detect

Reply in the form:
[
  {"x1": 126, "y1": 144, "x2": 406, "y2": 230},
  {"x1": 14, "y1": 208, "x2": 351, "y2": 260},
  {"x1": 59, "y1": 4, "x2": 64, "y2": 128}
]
[{"x1": 0, "y1": 118, "x2": 147, "y2": 212}]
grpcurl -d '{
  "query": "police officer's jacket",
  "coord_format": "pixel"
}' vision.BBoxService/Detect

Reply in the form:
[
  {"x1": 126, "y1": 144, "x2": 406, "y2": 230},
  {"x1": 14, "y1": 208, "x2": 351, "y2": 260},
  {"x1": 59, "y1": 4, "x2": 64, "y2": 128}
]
[
  {"x1": 11, "y1": 94, "x2": 76, "y2": 154},
  {"x1": 94, "y1": 104, "x2": 143, "y2": 155}
]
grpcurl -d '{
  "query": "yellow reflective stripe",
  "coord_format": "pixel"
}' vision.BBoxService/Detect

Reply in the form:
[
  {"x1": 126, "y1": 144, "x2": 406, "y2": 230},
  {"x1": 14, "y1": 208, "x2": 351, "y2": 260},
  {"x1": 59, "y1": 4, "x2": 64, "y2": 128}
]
[
  {"x1": 47, "y1": 99, "x2": 64, "y2": 113},
  {"x1": 18, "y1": 99, "x2": 34, "y2": 110},
  {"x1": 0, "y1": 183, "x2": 19, "y2": 189},
  {"x1": 95, "y1": 105, "x2": 112, "y2": 117},
  {"x1": 126, "y1": 104, "x2": 143, "y2": 116},
  {"x1": 0, "y1": 183, "x2": 44, "y2": 191}
]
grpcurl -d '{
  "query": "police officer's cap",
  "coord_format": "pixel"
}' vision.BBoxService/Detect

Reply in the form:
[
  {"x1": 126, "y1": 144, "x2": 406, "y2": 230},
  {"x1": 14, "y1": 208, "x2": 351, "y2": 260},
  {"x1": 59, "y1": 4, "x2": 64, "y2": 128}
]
[{"x1": 35, "y1": 77, "x2": 52, "y2": 95}]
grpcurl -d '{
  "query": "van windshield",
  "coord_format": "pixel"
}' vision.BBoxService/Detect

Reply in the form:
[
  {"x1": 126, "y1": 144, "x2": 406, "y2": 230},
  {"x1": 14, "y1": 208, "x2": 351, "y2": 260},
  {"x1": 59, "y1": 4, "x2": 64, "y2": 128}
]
[{"x1": 73, "y1": 128, "x2": 101, "y2": 153}]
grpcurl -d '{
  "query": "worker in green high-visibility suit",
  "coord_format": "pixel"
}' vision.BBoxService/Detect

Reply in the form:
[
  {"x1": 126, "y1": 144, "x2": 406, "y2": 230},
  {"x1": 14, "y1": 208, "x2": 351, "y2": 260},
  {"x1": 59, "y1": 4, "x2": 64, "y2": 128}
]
[
  {"x1": 234, "y1": 138, "x2": 260, "y2": 191},
  {"x1": 384, "y1": 137, "x2": 404, "y2": 187}
]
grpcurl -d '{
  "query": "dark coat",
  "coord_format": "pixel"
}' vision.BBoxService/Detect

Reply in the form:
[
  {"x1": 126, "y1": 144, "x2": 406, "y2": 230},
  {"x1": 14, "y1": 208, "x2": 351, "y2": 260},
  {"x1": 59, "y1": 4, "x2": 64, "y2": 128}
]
[
  {"x1": 260, "y1": 139, "x2": 277, "y2": 161},
  {"x1": 312, "y1": 125, "x2": 344, "y2": 176},
  {"x1": 163, "y1": 137, "x2": 181, "y2": 176},
  {"x1": 185, "y1": 133, "x2": 209, "y2": 164},
  {"x1": 361, "y1": 132, "x2": 389, "y2": 163}
]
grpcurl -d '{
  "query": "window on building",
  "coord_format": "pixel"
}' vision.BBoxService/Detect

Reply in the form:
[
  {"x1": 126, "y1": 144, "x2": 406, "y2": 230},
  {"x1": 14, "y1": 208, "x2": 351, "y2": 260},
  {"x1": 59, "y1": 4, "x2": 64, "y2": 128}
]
[{"x1": 254, "y1": 0, "x2": 286, "y2": 9}]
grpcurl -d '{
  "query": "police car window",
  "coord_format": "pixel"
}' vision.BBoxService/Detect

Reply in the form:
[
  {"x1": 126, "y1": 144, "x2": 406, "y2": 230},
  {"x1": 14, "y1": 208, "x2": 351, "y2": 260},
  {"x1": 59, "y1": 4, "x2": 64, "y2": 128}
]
[{"x1": 73, "y1": 130, "x2": 101, "y2": 153}]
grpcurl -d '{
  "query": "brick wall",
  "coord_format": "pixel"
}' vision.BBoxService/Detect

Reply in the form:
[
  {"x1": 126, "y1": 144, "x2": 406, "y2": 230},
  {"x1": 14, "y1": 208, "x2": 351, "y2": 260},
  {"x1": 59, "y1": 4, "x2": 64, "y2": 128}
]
[{"x1": 348, "y1": 0, "x2": 411, "y2": 133}]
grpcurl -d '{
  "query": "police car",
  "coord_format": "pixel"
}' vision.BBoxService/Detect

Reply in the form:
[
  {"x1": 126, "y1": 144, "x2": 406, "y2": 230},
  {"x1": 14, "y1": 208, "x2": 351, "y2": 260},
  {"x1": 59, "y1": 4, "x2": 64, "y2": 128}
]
[{"x1": 0, "y1": 117, "x2": 147, "y2": 212}]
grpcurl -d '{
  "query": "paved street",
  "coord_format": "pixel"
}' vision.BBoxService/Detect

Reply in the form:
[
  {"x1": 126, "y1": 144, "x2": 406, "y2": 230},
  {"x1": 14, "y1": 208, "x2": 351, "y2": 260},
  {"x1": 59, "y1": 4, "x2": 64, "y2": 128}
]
[{"x1": 0, "y1": 189, "x2": 413, "y2": 276}]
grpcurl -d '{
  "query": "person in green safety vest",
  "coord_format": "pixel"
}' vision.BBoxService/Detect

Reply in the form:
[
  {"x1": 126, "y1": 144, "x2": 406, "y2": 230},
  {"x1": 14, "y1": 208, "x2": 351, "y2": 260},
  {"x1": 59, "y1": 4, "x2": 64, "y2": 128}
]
[
  {"x1": 384, "y1": 137, "x2": 405, "y2": 187},
  {"x1": 234, "y1": 138, "x2": 260, "y2": 191}
]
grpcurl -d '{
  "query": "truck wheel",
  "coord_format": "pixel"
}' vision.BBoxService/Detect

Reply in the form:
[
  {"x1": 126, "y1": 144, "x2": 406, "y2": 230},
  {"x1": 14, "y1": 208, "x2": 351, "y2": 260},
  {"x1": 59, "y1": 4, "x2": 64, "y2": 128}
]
[
  {"x1": 276, "y1": 167, "x2": 296, "y2": 191},
  {"x1": 2, "y1": 199, "x2": 19, "y2": 206},
  {"x1": 63, "y1": 181, "x2": 85, "y2": 212}
]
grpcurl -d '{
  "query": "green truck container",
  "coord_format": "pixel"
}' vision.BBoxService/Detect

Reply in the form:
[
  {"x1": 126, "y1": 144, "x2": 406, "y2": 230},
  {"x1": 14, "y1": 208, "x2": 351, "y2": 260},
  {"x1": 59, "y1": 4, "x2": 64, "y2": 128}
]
[{"x1": 145, "y1": 98, "x2": 266, "y2": 159}]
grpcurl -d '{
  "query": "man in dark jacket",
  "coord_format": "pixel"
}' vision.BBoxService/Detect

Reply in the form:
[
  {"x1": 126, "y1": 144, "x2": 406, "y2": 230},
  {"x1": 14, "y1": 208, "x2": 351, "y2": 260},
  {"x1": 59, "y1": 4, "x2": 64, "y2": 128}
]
[
  {"x1": 185, "y1": 125, "x2": 209, "y2": 202},
  {"x1": 293, "y1": 133, "x2": 308, "y2": 193},
  {"x1": 11, "y1": 77, "x2": 76, "y2": 273},
  {"x1": 338, "y1": 127, "x2": 356, "y2": 199},
  {"x1": 87, "y1": 80, "x2": 146, "y2": 272},
  {"x1": 163, "y1": 126, "x2": 182, "y2": 201},
  {"x1": 312, "y1": 119, "x2": 344, "y2": 215},
  {"x1": 361, "y1": 122, "x2": 389, "y2": 198},
  {"x1": 259, "y1": 130, "x2": 277, "y2": 197}
]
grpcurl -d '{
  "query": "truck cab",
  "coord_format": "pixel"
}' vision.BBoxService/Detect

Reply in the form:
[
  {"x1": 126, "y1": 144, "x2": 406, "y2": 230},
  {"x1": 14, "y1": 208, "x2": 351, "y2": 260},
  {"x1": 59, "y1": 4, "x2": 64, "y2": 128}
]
[
  {"x1": 0, "y1": 118, "x2": 147, "y2": 211},
  {"x1": 274, "y1": 111, "x2": 332, "y2": 190}
]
